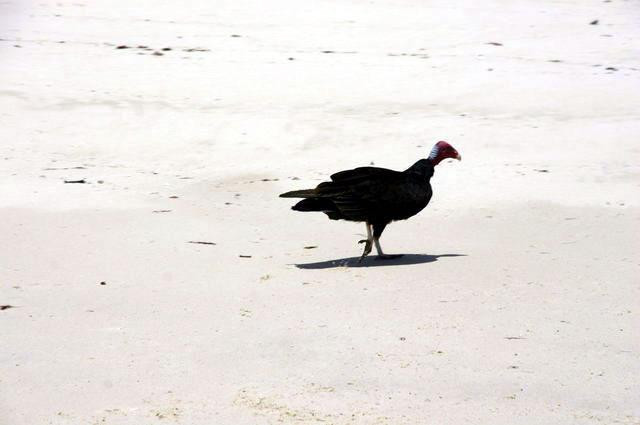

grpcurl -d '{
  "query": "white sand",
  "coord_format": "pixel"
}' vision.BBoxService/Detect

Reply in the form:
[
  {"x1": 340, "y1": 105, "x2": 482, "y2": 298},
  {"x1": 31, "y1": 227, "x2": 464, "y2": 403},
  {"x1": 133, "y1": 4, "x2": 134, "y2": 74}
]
[{"x1": 1, "y1": 0, "x2": 639, "y2": 423}]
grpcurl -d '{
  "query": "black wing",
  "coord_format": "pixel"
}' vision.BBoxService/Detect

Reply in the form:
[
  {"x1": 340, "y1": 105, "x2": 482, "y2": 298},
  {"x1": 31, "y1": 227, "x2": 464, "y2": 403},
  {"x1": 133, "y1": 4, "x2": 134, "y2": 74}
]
[
  {"x1": 330, "y1": 166, "x2": 401, "y2": 183},
  {"x1": 315, "y1": 167, "x2": 430, "y2": 222}
]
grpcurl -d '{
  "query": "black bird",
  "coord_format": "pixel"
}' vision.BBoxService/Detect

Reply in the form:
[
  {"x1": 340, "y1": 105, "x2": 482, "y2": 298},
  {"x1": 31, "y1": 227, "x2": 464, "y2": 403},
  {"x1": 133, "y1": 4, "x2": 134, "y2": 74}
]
[{"x1": 280, "y1": 141, "x2": 461, "y2": 261}]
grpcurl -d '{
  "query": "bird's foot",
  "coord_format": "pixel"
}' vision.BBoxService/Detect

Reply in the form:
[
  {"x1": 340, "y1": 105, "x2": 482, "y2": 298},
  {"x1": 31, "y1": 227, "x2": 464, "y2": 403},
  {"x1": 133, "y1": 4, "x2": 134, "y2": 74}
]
[
  {"x1": 375, "y1": 254, "x2": 404, "y2": 261},
  {"x1": 358, "y1": 239, "x2": 373, "y2": 263}
]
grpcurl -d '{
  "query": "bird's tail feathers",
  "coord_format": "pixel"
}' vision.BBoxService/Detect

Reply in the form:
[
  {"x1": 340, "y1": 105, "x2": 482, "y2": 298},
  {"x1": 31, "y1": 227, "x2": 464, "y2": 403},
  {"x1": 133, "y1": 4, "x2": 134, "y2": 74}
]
[
  {"x1": 279, "y1": 189, "x2": 316, "y2": 198},
  {"x1": 291, "y1": 198, "x2": 334, "y2": 212}
]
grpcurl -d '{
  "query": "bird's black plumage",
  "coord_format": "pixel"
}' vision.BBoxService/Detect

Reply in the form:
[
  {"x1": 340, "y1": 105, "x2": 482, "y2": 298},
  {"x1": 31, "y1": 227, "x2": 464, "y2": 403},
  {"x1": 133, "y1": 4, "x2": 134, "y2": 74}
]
[{"x1": 280, "y1": 159, "x2": 434, "y2": 225}]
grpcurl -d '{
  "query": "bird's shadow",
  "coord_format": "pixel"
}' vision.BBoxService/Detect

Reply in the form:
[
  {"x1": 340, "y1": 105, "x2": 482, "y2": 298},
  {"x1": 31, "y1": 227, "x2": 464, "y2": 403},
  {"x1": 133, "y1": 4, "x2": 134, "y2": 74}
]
[{"x1": 295, "y1": 253, "x2": 466, "y2": 269}]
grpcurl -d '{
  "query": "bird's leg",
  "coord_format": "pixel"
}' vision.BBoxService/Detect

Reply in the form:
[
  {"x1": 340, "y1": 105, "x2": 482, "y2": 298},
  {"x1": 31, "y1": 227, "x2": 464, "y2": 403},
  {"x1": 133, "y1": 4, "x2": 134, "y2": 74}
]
[
  {"x1": 374, "y1": 239, "x2": 402, "y2": 260},
  {"x1": 374, "y1": 237, "x2": 385, "y2": 256},
  {"x1": 372, "y1": 223, "x2": 403, "y2": 260},
  {"x1": 357, "y1": 223, "x2": 372, "y2": 245},
  {"x1": 358, "y1": 222, "x2": 373, "y2": 262}
]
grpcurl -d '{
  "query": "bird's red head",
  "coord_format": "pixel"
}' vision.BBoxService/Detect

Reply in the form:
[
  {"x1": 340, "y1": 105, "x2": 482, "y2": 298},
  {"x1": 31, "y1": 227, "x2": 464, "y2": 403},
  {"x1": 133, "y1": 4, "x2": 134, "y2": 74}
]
[{"x1": 428, "y1": 141, "x2": 461, "y2": 165}]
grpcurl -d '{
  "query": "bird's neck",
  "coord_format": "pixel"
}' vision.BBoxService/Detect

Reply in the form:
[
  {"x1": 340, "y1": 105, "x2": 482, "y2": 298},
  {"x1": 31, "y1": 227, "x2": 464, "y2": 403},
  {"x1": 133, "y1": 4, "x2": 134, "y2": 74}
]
[{"x1": 405, "y1": 159, "x2": 434, "y2": 179}]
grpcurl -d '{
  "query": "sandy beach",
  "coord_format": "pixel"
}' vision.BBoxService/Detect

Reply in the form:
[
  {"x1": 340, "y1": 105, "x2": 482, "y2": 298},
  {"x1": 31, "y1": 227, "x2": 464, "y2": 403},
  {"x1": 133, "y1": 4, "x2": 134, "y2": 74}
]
[{"x1": 1, "y1": 0, "x2": 639, "y2": 424}]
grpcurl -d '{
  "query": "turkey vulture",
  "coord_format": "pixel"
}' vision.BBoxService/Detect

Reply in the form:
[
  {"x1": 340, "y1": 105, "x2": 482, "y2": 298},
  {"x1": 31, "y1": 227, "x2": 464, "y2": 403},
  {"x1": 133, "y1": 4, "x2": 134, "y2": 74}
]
[{"x1": 280, "y1": 141, "x2": 461, "y2": 261}]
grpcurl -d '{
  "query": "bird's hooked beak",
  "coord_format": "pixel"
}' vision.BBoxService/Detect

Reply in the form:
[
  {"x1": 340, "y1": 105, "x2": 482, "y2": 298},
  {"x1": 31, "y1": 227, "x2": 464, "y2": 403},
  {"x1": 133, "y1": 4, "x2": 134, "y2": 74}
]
[{"x1": 454, "y1": 152, "x2": 462, "y2": 161}]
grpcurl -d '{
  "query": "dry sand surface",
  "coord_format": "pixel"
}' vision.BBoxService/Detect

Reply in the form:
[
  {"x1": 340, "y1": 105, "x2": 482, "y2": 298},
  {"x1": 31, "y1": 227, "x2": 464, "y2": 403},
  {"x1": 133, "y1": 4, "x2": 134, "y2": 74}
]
[{"x1": 1, "y1": 0, "x2": 639, "y2": 424}]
